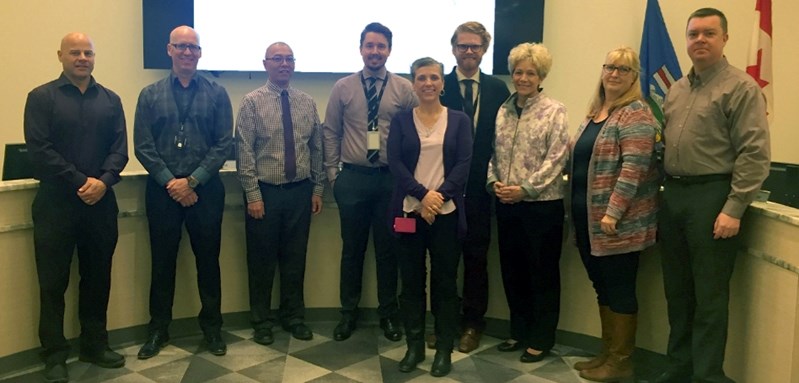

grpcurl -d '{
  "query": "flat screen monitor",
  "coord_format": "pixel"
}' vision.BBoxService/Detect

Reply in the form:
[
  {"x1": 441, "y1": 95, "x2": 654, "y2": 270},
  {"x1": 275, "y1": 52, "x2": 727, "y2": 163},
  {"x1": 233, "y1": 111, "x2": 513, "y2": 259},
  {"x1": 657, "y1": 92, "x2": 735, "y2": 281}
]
[{"x1": 142, "y1": 0, "x2": 545, "y2": 75}]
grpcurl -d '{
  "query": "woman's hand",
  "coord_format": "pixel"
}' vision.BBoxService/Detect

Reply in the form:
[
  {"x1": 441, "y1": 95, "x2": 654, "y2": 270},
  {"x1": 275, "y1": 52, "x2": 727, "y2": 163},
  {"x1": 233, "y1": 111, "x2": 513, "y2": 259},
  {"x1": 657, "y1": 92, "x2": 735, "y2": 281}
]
[
  {"x1": 421, "y1": 210, "x2": 436, "y2": 225},
  {"x1": 496, "y1": 185, "x2": 526, "y2": 204},
  {"x1": 421, "y1": 190, "x2": 444, "y2": 215},
  {"x1": 600, "y1": 215, "x2": 618, "y2": 235}
]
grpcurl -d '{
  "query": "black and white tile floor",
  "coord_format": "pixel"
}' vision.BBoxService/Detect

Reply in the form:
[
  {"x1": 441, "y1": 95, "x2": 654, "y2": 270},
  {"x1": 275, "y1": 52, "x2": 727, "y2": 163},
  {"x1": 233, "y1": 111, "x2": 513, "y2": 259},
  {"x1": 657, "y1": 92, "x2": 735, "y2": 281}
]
[{"x1": 1, "y1": 322, "x2": 662, "y2": 383}]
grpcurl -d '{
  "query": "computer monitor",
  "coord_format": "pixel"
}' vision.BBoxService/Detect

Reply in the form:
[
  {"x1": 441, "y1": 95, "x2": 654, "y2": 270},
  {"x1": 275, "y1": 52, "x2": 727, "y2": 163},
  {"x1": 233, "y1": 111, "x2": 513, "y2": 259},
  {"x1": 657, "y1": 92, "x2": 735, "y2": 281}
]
[{"x1": 2, "y1": 143, "x2": 33, "y2": 181}]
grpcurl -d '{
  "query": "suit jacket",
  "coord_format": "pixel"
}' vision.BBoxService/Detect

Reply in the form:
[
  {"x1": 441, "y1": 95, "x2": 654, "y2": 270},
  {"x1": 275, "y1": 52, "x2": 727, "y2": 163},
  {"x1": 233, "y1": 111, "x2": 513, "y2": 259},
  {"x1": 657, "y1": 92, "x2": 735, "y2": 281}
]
[
  {"x1": 387, "y1": 108, "x2": 473, "y2": 238},
  {"x1": 440, "y1": 67, "x2": 510, "y2": 197}
]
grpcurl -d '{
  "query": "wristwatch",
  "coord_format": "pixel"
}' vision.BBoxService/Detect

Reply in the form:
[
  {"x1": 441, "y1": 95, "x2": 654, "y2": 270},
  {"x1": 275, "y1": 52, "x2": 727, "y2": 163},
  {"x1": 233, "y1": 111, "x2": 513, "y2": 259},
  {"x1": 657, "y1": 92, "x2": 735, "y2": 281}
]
[{"x1": 187, "y1": 176, "x2": 199, "y2": 189}]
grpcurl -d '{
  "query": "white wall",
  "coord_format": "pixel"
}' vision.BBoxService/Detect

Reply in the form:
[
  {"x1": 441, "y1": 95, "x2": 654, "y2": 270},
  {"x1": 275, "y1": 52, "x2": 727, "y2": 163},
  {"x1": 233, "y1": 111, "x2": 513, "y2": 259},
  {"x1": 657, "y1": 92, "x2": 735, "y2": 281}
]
[{"x1": 1, "y1": 0, "x2": 797, "y2": 174}]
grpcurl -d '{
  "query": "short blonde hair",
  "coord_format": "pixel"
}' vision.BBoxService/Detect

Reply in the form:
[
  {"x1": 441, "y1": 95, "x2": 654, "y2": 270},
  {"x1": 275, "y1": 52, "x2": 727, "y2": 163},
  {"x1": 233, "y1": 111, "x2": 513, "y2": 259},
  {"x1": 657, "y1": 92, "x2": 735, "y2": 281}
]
[
  {"x1": 507, "y1": 42, "x2": 552, "y2": 80},
  {"x1": 586, "y1": 46, "x2": 643, "y2": 118}
]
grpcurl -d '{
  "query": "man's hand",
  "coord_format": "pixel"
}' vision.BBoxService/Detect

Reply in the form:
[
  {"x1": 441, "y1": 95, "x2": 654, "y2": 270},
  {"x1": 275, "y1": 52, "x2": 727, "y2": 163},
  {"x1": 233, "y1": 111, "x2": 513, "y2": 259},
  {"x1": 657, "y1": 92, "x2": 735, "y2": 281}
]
[
  {"x1": 166, "y1": 177, "x2": 193, "y2": 202},
  {"x1": 713, "y1": 212, "x2": 740, "y2": 239},
  {"x1": 248, "y1": 201, "x2": 265, "y2": 219},
  {"x1": 177, "y1": 190, "x2": 199, "y2": 207},
  {"x1": 77, "y1": 177, "x2": 107, "y2": 205},
  {"x1": 600, "y1": 215, "x2": 618, "y2": 235},
  {"x1": 421, "y1": 190, "x2": 444, "y2": 215},
  {"x1": 311, "y1": 195, "x2": 323, "y2": 215}
]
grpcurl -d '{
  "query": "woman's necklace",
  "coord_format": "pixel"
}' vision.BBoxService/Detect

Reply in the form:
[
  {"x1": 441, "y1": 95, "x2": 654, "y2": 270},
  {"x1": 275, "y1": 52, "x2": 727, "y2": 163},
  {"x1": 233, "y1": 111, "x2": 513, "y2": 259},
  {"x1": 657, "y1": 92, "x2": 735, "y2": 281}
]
[{"x1": 415, "y1": 106, "x2": 443, "y2": 137}]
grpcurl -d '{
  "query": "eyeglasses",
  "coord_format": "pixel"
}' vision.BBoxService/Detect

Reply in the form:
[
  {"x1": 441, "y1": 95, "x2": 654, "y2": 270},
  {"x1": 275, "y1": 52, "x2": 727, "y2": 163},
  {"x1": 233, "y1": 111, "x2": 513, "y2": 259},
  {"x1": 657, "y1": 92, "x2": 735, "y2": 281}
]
[
  {"x1": 170, "y1": 43, "x2": 202, "y2": 54},
  {"x1": 265, "y1": 56, "x2": 296, "y2": 64},
  {"x1": 602, "y1": 64, "x2": 635, "y2": 75},
  {"x1": 455, "y1": 44, "x2": 483, "y2": 53}
]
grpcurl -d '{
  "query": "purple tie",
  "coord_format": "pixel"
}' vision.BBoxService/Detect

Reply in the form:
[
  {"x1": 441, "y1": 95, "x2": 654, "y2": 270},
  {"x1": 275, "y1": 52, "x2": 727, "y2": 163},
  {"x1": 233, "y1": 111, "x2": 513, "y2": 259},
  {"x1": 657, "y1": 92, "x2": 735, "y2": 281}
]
[{"x1": 281, "y1": 90, "x2": 296, "y2": 181}]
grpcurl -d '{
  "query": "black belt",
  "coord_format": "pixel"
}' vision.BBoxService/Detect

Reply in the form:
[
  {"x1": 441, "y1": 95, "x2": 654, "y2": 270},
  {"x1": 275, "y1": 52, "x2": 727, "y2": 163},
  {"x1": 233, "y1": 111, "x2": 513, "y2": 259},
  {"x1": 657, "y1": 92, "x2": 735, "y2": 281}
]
[
  {"x1": 665, "y1": 174, "x2": 731, "y2": 185},
  {"x1": 342, "y1": 163, "x2": 389, "y2": 175},
  {"x1": 259, "y1": 179, "x2": 309, "y2": 189}
]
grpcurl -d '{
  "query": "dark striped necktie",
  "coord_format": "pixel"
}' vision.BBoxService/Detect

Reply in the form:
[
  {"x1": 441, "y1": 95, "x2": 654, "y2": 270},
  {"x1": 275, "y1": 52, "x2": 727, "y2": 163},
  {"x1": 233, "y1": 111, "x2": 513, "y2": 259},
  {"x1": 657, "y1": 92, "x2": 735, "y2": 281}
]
[
  {"x1": 281, "y1": 90, "x2": 296, "y2": 181},
  {"x1": 366, "y1": 77, "x2": 379, "y2": 163}
]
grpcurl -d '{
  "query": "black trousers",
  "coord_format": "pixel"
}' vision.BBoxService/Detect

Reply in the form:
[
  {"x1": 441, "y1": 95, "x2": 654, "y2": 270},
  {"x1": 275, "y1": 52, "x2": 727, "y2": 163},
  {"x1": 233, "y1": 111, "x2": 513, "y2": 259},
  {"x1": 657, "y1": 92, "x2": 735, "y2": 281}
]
[
  {"x1": 460, "y1": 191, "x2": 492, "y2": 329},
  {"x1": 32, "y1": 182, "x2": 119, "y2": 363},
  {"x1": 144, "y1": 176, "x2": 224, "y2": 336},
  {"x1": 332, "y1": 166, "x2": 398, "y2": 320},
  {"x1": 496, "y1": 199, "x2": 563, "y2": 351},
  {"x1": 572, "y1": 202, "x2": 640, "y2": 314},
  {"x1": 246, "y1": 180, "x2": 313, "y2": 330},
  {"x1": 397, "y1": 212, "x2": 461, "y2": 351},
  {"x1": 659, "y1": 177, "x2": 738, "y2": 383}
]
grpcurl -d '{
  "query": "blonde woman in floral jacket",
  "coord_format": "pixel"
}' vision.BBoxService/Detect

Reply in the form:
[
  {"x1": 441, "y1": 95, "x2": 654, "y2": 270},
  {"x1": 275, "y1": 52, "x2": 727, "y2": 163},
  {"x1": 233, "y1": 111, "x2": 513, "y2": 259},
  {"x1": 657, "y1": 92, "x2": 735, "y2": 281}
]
[
  {"x1": 569, "y1": 46, "x2": 659, "y2": 382},
  {"x1": 486, "y1": 42, "x2": 569, "y2": 364}
]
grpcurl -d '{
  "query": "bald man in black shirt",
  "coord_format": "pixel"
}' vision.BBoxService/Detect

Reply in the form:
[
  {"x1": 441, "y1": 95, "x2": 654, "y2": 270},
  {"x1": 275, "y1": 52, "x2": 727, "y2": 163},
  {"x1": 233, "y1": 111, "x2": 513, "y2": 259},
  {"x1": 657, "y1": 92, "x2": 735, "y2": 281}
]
[{"x1": 24, "y1": 32, "x2": 128, "y2": 383}]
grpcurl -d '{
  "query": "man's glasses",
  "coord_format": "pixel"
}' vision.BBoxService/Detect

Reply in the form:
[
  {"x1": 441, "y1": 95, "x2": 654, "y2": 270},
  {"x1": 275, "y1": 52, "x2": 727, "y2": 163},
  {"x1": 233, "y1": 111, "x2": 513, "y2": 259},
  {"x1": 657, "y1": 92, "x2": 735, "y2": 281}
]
[
  {"x1": 455, "y1": 44, "x2": 483, "y2": 53},
  {"x1": 170, "y1": 43, "x2": 202, "y2": 54},
  {"x1": 602, "y1": 64, "x2": 635, "y2": 75},
  {"x1": 265, "y1": 56, "x2": 296, "y2": 64}
]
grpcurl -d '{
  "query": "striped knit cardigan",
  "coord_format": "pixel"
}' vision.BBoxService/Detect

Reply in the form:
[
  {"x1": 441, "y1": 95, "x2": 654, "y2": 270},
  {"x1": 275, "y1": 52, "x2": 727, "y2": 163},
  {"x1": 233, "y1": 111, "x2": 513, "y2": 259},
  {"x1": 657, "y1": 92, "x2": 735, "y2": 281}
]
[{"x1": 570, "y1": 100, "x2": 659, "y2": 256}]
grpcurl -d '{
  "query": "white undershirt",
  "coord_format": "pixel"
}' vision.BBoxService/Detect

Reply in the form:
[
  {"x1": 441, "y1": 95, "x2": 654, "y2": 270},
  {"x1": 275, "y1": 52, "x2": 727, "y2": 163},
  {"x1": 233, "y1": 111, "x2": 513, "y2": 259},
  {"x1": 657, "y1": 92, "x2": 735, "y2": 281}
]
[{"x1": 403, "y1": 109, "x2": 456, "y2": 214}]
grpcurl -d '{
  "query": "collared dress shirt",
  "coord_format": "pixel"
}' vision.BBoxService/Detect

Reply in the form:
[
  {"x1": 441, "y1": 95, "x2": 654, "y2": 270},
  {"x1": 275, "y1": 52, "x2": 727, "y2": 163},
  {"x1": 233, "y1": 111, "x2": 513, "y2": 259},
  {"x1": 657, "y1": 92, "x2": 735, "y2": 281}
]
[
  {"x1": 236, "y1": 80, "x2": 325, "y2": 203},
  {"x1": 663, "y1": 57, "x2": 770, "y2": 218},
  {"x1": 24, "y1": 73, "x2": 128, "y2": 189},
  {"x1": 323, "y1": 67, "x2": 417, "y2": 181},
  {"x1": 134, "y1": 72, "x2": 233, "y2": 186}
]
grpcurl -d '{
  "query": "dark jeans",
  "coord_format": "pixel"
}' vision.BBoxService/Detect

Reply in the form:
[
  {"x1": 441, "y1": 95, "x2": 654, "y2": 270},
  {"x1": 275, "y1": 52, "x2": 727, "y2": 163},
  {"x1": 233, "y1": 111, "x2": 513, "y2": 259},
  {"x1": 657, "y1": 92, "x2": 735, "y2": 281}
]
[
  {"x1": 397, "y1": 212, "x2": 461, "y2": 351},
  {"x1": 144, "y1": 176, "x2": 224, "y2": 336},
  {"x1": 572, "y1": 203, "x2": 640, "y2": 314},
  {"x1": 333, "y1": 165, "x2": 398, "y2": 320},
  {"x1": 496, "y1": 199, "x2": 563, "y2": 351},
  {"x1": 461, "y1": 191, "x2": 492, "y2": 330},
  {"x1": 659, "y1": 177, "x2": 738, "y2": 383},
  {"x1": 32, "y1": 182, "x2": 119, "y2": 363},
  {"x1": 246, "y1": 180, "x2": 313, "y2": 330}
]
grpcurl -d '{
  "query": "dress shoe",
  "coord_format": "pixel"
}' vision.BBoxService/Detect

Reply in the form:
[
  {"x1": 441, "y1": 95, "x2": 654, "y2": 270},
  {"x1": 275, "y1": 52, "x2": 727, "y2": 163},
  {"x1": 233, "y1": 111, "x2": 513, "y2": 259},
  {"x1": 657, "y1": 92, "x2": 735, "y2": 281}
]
[
  {"x1": 79, "y1": 348, "x2": 125, "y2": 368},
  {"x1": 497, "y1": 339, "x2": 522, "y2": 352},
  {"x1": 380, "y1": 317, "x2": 402, "y2": 341},
  {"x1": 430, "y1": 350, "x2": 452, "y2": 377},
  {"x1": 651, "y1": 369, "x2": 692, "y2": 383},
  {"x1": 520, "y1": 348, "x2": 550, "y2": 363},
  {"x1": 398, "y1": 342, "x2": 425, "y2": 372},
  {"x1": 205, "y1": 333, "x2": 227, "y2": 356},
  {"x1": 137, "y1": 332, "x2": 169, "y2": 359},
  {"x1": 253, "y1": 328, "x2": 274, "y2": 345},
  {"x1": 283, "y1": 323, "x2": 313, "y2": 341},
  {"x1": 425, "y1": 333, "x2": 437, "y2": 349},
  {"x1": 457, "y1": 328, "x2": 481, "y2": 353},
  {"x1": 43, "y1": 361, "x2": 68, "y2": 383},
  {"x1": 333, "y1": 318, "x2": 356, "y2": 341}
]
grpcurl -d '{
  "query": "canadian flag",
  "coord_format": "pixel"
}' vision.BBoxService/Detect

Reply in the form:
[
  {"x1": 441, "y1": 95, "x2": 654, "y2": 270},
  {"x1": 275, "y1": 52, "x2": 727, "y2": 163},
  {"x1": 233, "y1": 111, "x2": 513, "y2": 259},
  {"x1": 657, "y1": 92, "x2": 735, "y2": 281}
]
[{"x1": 746, "y1": 0, "x2": 774, "y2": 123}]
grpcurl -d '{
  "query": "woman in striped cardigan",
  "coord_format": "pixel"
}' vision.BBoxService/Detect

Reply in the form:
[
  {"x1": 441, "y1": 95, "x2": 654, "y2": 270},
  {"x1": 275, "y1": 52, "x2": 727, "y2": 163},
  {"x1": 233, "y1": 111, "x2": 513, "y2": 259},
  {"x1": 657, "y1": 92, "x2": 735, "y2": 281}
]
[{"x1": 569, "y1": 46, "x2": 659, "y2": 382}]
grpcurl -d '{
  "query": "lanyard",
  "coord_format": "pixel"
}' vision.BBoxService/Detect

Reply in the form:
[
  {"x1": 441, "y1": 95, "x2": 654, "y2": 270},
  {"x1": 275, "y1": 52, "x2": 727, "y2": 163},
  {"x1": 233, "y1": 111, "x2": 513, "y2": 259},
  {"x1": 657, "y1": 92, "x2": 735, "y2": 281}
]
[{"x1": 172, "y1": 82, "x2": 198, "y2": 132}]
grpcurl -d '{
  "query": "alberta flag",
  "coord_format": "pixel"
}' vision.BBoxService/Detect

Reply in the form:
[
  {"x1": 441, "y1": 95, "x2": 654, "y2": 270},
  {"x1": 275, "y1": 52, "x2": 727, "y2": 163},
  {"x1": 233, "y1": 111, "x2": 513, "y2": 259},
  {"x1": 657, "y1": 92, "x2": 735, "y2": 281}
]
[
  {"x1": 640, "y1": 0, "x2": 682, "y2": 130},
  {"x1": 746, "y1": 0, "x2": 773, "y2": 123}
]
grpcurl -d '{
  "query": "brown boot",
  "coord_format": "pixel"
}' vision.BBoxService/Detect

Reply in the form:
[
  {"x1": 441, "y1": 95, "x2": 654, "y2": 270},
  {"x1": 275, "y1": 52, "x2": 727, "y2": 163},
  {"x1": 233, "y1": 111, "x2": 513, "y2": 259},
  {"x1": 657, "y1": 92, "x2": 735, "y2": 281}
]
[
  {"x1": 574, "y1": 305, "x2": 611, "y2": 371},
  {"x1": 579, "y1": 312, "x2": 636, "y2": 382}
]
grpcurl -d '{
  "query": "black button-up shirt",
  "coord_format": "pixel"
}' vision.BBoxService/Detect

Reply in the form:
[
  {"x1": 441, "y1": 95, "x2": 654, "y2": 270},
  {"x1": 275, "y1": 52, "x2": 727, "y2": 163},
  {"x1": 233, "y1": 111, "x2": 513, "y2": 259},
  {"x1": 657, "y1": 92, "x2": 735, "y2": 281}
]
[
  {"x1": 23, "y1": 73, "x2": 128, "y2": 190},
  {"x1": 134, "y1": 72, "x2": 233, "y2": 186}
]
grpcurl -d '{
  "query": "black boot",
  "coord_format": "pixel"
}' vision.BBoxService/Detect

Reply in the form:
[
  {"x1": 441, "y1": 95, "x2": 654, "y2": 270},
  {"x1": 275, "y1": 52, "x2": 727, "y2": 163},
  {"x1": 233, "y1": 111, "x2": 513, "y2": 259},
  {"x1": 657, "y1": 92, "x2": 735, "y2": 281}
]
[
  {"x1": 399, "y1": 341, "x2": 425, "y2": 372},
  {"x1": 430, "y1": 349, "x2": 452, "y2": 377}
]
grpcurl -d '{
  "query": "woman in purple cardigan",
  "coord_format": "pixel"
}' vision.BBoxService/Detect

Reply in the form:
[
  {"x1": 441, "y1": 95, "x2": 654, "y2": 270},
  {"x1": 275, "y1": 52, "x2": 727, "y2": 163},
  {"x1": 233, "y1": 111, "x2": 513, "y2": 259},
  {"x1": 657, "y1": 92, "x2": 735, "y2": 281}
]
[
  {"x1": 387, "y1": 57, "x2": 472, "y2": 378},
  {"x1": 569, "y1": 46, "x2": 659, "y2": 382}
]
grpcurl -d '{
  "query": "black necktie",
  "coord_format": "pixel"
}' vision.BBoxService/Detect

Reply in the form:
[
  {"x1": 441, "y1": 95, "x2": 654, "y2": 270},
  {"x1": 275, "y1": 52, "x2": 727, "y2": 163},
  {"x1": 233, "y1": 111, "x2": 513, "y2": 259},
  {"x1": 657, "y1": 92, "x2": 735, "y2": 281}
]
[
  {"x1": 281, "y1": 90, "x2": 296, "y2": 181},
  {"x1": 462, "y1": 79, "x2": 475, "y2": 123},
  {"x1": 366, "y1": 77, "x2": 380, "y2": 163}
]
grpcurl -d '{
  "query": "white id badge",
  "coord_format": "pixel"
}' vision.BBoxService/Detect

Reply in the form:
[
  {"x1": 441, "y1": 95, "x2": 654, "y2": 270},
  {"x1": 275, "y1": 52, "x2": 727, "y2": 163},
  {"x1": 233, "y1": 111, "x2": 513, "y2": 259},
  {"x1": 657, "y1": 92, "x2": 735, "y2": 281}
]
[{"x1": 367, "y1": 131, "x2": 380, "y2": 150}]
